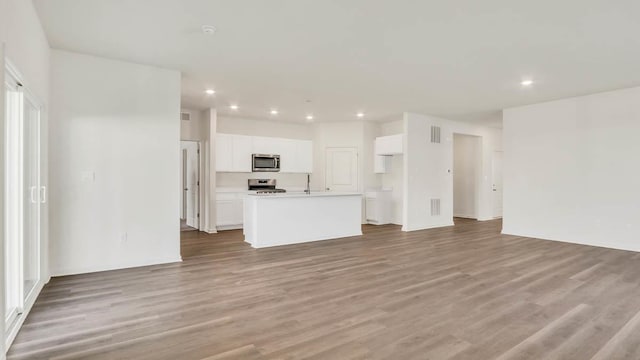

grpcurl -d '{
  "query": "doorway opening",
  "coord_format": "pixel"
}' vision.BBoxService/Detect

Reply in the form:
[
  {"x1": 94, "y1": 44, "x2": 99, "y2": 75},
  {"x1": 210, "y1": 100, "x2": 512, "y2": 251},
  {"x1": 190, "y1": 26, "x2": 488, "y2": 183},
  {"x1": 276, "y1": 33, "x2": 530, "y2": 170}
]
[
  {"x1": 453, "y1": 134, "x2": 482, "y2": 223},
  {"x1": 180, "y1": 141, "x2": 200, "y2": 232}
]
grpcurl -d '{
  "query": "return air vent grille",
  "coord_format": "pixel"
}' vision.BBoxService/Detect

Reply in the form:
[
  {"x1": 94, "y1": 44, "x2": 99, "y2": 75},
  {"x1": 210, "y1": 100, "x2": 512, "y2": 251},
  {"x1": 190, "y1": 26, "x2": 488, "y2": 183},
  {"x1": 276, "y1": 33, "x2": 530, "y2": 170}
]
[
  {"x1": 430, "y1": 199, "x2": 441, "y2": 216},
  {"x1": 430, "y1": 126, "x2": 441, "y2": 143},
  {"x1": 180, "y1": 112, "x2": 191, "y2": 121}
]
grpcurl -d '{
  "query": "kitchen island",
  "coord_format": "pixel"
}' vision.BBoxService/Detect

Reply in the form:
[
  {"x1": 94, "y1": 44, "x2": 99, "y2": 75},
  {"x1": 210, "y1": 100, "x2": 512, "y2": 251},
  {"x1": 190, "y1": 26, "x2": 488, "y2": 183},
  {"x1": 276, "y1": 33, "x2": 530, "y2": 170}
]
[{"x1": 243, "y1": 192, "x2": 362, "y2": 248}]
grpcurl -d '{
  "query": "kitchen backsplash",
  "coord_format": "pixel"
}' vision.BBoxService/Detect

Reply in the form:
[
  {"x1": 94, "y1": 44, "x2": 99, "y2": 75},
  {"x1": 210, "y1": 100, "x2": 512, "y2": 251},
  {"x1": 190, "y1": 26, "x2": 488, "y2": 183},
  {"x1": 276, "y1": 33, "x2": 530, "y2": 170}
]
[{"x1": 216, "y1": 172, "x2": 310, "y2": 190}]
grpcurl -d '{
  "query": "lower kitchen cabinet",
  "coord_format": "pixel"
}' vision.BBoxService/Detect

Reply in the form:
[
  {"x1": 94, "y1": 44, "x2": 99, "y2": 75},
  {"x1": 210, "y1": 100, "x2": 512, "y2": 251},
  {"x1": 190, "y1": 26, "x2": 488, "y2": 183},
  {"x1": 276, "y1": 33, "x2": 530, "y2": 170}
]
[
  {"x1": 216, "y1": 192, "x2": 245, "y2": 230},
  {"x1": 365, "y1": 190, "x2": 392, "y2": 225}
]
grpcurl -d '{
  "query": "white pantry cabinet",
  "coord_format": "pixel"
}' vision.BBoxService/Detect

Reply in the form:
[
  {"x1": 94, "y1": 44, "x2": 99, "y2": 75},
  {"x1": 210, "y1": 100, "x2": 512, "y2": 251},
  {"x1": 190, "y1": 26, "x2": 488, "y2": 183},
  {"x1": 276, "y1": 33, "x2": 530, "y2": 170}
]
[
  {"x1": 375, "y1": 134, "x2": 403, "y2": 155},
  {"x1": 216, "y1": 134, "x2": 252, "y2": 172}
]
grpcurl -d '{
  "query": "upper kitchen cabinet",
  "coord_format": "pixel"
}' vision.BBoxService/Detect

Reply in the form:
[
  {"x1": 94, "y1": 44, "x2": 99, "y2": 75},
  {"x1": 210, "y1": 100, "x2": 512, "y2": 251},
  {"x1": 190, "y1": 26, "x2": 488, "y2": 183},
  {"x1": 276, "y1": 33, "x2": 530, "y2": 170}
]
[
  {"x1": 280, "y1": 139, "x2": 313, "y2": 173},
  {"x1": 278, "y1": 139, "x2": 297, "y2": 173},
  {"x1": 216, "y1": 133, "x2": 312, "y2": 173},
  {"x1": 252, "y1": 136, "x2": 281, "y2": 155},
  {"x1": 296, "y1": 140, "x2": 313, "y2": 173},
  {"x1": 375, "y1": 134, "x2": 403, "y2": 155},
  {"x1": 216, "y1": 133, "x2": 252, "y2": 172}
]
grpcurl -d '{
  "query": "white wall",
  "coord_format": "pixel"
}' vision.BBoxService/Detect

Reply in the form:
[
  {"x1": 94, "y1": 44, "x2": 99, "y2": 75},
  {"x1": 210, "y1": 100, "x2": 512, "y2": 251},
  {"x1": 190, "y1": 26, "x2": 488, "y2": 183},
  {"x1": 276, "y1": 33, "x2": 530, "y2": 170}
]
[
  {"x1": 403, "y1": 112, "x2": 502, "y2": 231},
  {"x1": 1, "y1": 0, "x2": 50, "y2": 352},
  {"x1": 180, "y1": 108, "x2": 206, "y2": 141},
  {"x1": 362, "y1": 121, "x2": 382, "y2": 192},
  {"x1": 312, "y1": 122, "x2": 364, "y2": 191},
  {"x1": 503, "y1": 86, "x2": 640, "y2": 252},
  {"x1": 0, "y1": 40, "x2": 6, "y2": 360},
  {"x1": 202, "y1": 109, "x2": 217, "y2": 233},
  {"x1": 380, "y1": 119, "x2": 404, "y2": 224},
  {"x1": 218, "y1": 116, "x2": 313, "y2": 140},
  {"x1": 453, "y1": 134, "x2": 481, "y2": 219},
  {"x1": 49, "y1": 50, "x2": 182, "y2": 275}
]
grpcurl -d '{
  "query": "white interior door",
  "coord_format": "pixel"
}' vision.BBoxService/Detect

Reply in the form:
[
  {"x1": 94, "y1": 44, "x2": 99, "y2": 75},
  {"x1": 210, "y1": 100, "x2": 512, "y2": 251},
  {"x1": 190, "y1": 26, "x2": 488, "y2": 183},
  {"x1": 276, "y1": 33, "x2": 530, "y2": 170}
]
[
  {"x1": 492, "y1": 151, "x2": 503, "y2": 218},
  {"x1": 325, "y1": 148, "x2": 359, "y2": 192},
  {"x1": 181, "y1": 141, "x2": 199, "y2": 228}
]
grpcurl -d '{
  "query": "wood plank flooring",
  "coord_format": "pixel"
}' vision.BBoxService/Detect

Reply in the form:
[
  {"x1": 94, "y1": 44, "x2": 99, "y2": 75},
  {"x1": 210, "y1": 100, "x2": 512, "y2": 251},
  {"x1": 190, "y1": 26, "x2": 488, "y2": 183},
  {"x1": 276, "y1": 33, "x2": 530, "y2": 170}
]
[{"x1": 8, "y1": 218, "x2": 640, "y2": 359}]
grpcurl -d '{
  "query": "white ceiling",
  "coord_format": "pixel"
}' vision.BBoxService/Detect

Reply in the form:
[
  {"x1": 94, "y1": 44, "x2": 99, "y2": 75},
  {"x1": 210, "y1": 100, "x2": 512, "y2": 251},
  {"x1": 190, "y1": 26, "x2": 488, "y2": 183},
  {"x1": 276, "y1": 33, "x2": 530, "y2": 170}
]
[{"x1": 34, "y1": 0, "x2": 640, "y2": 126}]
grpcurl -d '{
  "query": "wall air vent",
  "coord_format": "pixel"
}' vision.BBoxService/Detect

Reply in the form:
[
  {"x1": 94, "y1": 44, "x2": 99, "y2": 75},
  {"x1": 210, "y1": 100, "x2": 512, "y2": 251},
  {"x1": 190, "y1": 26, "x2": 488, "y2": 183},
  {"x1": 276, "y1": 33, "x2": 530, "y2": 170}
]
[
  {"x1": 430, "y1": 126, "x2": 441, "y2": 143},
  {"x1": 430, "y1": 198, "x2": 441, "y2": 216},
  {"x1": 180, "y1": 112, "x2": 191, "y2": 121}
]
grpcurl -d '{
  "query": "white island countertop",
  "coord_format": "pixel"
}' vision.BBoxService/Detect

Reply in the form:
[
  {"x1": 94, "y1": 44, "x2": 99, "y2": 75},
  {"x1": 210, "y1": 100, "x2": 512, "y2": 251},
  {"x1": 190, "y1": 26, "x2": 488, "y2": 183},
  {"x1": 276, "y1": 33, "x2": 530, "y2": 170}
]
[
  {"x1": 244, "y1": 192, "x2": 363, "y2": 248},
  {"x1": 247, "y1": 192, "x2": 361, "y2": 199}
]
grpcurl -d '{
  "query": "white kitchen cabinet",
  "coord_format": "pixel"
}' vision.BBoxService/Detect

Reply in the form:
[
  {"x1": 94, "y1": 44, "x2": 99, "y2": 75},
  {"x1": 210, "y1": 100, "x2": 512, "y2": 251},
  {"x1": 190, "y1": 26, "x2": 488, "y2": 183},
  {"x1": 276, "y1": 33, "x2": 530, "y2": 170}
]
[
  {"x1": 281, "y1": 139, "x2": 313, "y2": 173},
  {"x1": 278, "y1": 139, "x2": 297, "y2": 173},
  {"x1": 375, "y1": 134, "x2": 403, "y2": 155},
  {"x1": 216, "y1": 134, "x2": 252, "y2": 172},
  {"x1": 215, "y1": 200, "x2": 237, "y2": 226},
  {"x1": 374, "y1": 155, "x2": 392, "y2": 174},
  {"x1": 216, "y1": 192, "x2": 245, "y2": 230},
  {"x1": 296, "y1": 140, "x2": 313, "y2": 173},
  {"x1": 365, "y1": 190, "x2": 392, "y2": 225},
  {"x1": 232, "y1": 135, "x2": 252, "y2": 172},
  {"x1": 216, "y1": 134, "x2": 313, "y2": 173},
  {"x1": 252, "y1": 136, "x2": 280, "y2": 155}
]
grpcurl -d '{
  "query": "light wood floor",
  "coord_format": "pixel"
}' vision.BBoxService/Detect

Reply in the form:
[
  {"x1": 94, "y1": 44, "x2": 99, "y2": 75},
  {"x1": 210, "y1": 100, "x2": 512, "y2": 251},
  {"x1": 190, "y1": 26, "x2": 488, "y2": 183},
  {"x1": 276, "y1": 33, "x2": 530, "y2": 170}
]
[{"x1": 9, "y1": 219, "x2": 640, "y2": 359}]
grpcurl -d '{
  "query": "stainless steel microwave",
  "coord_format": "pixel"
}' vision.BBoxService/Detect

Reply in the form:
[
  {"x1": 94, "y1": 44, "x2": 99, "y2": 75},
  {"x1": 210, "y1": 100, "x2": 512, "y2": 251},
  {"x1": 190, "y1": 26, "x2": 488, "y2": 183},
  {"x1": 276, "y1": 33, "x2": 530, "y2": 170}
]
[{"x1": 252, "y1": 154, "x2": 280, "y2": 172}]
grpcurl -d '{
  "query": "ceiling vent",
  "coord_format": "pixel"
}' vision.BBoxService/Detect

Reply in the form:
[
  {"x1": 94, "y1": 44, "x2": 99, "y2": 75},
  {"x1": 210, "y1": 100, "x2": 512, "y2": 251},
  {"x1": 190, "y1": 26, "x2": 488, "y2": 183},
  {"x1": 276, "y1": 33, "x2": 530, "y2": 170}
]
[
  {"x1": 180, "y1": 112, "x2": 191, "y2": 121},
  {"x1": 430, "y1": 126, "x2": 441, "y2": 143}
]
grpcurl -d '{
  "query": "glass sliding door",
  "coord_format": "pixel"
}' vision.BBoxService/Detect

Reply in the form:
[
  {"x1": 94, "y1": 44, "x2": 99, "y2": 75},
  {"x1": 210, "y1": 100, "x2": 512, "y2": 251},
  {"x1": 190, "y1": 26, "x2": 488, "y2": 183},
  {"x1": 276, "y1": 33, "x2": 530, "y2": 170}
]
[
  {"x1": 22, "y1": 95, "x2": 41, "y2": 301},
  {"x1": 3, "y1": 64, "x2": 42, "y2": 339}
]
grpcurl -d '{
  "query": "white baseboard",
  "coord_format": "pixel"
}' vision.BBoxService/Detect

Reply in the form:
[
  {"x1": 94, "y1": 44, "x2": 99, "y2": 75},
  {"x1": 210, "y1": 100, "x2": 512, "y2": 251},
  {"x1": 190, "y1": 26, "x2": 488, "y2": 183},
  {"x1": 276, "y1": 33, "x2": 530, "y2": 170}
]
[
  {"x1": 402, "y1": 222, "x2": 455, "y2": 232},
  {"x1": 501, "y1": 228, "x2": 640, "y2": 253},
  {"x1": 52, "y1": 256, "x2": 183, "y2": 277},
  {"x1": 453, "y1": 214, "x2": 477, "y2": 219},
  {"x1": 216, "y1": 224, "x2": 242, "y2": 231}
]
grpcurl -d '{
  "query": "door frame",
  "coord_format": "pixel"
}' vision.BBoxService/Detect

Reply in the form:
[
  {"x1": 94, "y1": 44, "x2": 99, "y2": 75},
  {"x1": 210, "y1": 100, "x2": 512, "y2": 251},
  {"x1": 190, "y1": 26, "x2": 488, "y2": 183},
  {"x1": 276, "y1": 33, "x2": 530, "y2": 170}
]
[
  {"x1": 4, "y1": 58, "x2": 47, "y2": 350},
  {"x1": 180, "y1": 140, "x2": 201, "y2": 230},
  {"x1": 452, "y1": 133, "x2": 482, "y2": 220},
  {"x1": 492, "y1": 150, "x2": 504, "y2": 219}
]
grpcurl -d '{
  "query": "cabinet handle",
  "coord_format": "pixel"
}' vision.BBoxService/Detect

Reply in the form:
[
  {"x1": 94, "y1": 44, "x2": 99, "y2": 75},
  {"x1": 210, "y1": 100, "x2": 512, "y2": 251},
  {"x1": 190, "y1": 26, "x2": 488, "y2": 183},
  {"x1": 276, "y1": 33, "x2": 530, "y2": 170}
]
[{"x1": 41, "y1": 186, "x2": 47, "y2": 203}]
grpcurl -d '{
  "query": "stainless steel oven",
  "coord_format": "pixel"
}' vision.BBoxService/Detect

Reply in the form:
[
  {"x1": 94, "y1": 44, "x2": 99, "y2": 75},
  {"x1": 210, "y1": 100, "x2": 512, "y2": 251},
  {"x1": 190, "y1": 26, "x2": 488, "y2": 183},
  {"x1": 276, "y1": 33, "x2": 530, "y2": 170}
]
[{"x1": 252, "y1": 154, "x2": 280, "y2": 172}]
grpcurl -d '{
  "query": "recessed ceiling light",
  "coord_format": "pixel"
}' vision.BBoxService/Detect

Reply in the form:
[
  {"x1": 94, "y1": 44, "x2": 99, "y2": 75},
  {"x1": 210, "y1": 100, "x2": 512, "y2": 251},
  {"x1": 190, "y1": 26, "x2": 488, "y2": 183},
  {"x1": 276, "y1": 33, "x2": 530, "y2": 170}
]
[
  {"x1": 202, "y1": 25, "x2": 216, "y2": 35},
  {"x1": 205, "y1": 89, "x2": 215, "y2": 95},
  {"x1": 230, "y1": 104, "x2": 239, "y2": 110},
  {"x1": 521, "y1": 79, "x2": 534, "y2": 87},
  {"x1": 305, "y1": 114, "x2": 314, "y2": 121},
  {"x1": 356, "y1": 112, "x2": 365, "y2": 118},
  {"x1": 270, "y1": 109, "x2": 278, "y2": 115}
]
